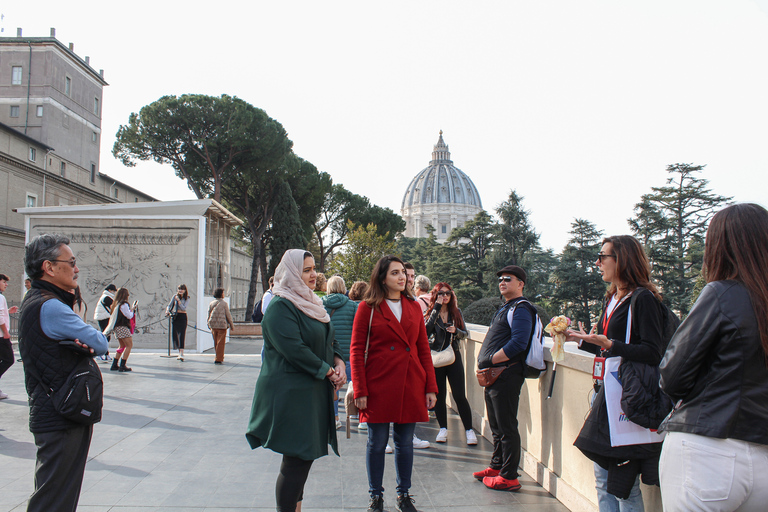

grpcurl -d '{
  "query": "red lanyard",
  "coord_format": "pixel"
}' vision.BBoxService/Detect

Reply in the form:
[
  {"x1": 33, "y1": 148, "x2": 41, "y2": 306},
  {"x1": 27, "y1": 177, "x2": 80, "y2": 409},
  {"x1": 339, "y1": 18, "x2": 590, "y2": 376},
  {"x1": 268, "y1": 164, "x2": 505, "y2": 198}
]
[{"x1": 601, "y1": 293, "x2": 630, "y2": 335}]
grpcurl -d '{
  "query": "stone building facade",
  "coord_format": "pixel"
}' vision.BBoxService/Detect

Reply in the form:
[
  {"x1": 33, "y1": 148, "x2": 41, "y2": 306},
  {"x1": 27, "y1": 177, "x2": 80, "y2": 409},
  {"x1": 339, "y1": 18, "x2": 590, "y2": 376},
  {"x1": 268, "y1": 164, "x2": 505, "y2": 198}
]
[{"x1": 401, "y1": 132, "x2": 483, "y2": 242}]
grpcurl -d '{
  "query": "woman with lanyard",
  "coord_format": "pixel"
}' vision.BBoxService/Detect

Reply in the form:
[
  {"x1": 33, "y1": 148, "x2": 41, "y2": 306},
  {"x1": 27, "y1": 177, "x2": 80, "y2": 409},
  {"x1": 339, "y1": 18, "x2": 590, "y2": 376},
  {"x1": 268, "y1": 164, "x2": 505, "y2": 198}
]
[
  {"x1": 166, "y1": 284, "x2": 189, "y2": 361},
  {"x1": 246, "y1": 250, "x2": 346, "y2": 512},
  {"x1": 566, "y1": 235, "x2": 665, "y2": 512}
]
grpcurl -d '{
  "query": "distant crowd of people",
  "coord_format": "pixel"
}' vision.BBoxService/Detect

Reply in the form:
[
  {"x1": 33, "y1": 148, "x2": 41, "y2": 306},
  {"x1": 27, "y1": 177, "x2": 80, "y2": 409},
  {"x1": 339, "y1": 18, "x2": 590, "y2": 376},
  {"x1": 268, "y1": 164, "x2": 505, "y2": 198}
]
[{"x1": 3, "y1": 202, "x2": 768, "y2": 512}]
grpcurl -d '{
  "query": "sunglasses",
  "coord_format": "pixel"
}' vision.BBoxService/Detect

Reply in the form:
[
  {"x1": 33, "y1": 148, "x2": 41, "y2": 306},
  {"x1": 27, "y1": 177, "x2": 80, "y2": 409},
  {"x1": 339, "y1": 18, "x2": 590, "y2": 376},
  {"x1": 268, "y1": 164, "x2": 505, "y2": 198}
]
[
  {"x1": 436, "y1": 291, "x2": 451, "y2": 297},
  {"x1": 50, "y1": 258, "x2": 77, "y2": 268},
  {"x1": 596, "y1": 253, "x2": 617, "y2": 262},
  {"x1": 498, "y1": 276, "x2": 518, "y2": 283}
]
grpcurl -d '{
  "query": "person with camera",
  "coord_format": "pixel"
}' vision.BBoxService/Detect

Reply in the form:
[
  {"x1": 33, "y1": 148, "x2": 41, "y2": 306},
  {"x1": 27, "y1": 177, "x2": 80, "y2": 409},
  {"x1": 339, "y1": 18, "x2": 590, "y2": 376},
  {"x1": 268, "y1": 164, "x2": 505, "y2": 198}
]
[
  {"x1": 18, "y1": 234, "x2": 108, "y2": 512},
  {"x1": 109, "y1": 287, "x2": 138, "y2": 372}
]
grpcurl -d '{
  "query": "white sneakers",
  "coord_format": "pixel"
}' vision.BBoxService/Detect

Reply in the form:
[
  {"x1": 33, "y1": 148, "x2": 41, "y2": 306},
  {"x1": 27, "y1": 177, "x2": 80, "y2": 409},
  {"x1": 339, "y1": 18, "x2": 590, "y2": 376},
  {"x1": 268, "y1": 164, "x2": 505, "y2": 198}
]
[
  {"x1": 385, "y1": 443, "x2": 394, "y2": 454},
  {"x1": 466, "y1": 429, "x2": 478, "y2": 445},
  {"x1": 413, "y1": 434, "x2": 430, "y2": 449},
  {"x1": 436, "y1": 428, "x2": 448, "y2": 443},
  {"x1": 358, "y1": 422, "x2": 368, "y2": 431},
  {"x1": 0, "y1": 390, "x2": 7, "y2": 400}
]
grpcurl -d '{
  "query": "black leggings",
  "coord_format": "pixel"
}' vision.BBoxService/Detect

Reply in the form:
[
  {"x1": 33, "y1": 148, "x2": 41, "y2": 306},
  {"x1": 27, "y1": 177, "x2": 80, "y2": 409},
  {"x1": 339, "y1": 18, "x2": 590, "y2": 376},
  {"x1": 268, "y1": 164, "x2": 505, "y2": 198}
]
[
  {"x1": 434, "y1": 350, "x2": 473, "y2": 430},
  {"x1": 0, "y1": 337, "x2": 13, "y2": 378},
  {"x1": 276, "y1": 455, "x2": 314, "y2": 511}
]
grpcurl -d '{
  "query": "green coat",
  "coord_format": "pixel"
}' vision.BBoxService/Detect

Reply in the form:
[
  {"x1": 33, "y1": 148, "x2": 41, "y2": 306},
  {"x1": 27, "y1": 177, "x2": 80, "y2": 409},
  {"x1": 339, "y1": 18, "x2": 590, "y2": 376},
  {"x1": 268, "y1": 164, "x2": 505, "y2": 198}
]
[{"x1": 246, "y1": 296, "x2": 341, "y2": 460}]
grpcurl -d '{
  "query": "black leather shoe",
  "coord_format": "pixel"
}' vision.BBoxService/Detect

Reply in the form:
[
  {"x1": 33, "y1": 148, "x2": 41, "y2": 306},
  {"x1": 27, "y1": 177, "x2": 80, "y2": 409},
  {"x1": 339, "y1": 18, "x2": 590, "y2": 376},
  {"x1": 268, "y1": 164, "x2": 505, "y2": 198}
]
[
  {"x1": 396, "y1": 493, "x2": 418, "y2": 512},
  {"x1": 367, "y1": 495, "x2": 384, "y2": 512}
]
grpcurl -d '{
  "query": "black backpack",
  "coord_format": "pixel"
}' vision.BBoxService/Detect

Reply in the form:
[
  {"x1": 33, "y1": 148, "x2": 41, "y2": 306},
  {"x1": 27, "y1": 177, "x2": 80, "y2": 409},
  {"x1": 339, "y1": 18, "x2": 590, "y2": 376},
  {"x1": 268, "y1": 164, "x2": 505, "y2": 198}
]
[{"x1": 251, "y1": 299, "x2": 264, "y2": 323}]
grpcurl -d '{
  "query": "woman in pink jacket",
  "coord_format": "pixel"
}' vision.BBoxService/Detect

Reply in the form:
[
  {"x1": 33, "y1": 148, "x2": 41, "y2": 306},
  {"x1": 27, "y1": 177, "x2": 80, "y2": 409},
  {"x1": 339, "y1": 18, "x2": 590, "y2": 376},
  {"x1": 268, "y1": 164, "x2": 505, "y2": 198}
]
[{"x1": 350, "y1": 255, "x2": 437, "y2": 512}]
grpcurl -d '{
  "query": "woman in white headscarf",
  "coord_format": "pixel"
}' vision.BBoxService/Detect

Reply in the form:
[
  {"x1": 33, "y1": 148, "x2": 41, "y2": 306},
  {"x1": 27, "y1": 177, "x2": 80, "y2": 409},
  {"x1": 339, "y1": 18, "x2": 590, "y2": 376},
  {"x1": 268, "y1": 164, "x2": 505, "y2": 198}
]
[{"x1": 246, "y1": 250, "x2": 346, "y2": 512}]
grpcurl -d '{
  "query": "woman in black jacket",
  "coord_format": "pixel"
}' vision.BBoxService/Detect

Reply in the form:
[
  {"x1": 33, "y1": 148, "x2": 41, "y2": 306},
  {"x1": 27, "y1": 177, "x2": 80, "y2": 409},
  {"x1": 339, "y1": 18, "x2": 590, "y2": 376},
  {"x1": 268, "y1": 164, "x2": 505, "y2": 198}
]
[
  {"x1": 658, "y1": 204, "x2": 768, "y2": 512},
  {"x1": 425, "y1": 282, "x2": 477, "y2": 445},
  {"x1": 566, "y1": 235, "x2": 665, "y2": 512}
]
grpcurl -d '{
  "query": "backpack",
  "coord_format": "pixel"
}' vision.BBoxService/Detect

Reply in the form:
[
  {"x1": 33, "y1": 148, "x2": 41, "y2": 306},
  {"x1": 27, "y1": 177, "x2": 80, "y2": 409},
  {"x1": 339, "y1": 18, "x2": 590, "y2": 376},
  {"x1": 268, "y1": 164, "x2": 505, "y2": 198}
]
[
  {"x1": 251, "y1": 299, "x2": 264, "y2": 323},
  {"x1": 506, "y1": 300, "x2": 546, "y2": 379}
]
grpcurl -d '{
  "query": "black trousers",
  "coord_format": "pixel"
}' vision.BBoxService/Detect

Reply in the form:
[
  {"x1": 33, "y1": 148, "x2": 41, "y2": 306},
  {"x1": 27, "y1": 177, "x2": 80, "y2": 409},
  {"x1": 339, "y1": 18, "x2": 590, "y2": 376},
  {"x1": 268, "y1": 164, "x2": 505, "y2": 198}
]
[
  {"x1": 434, "y1": 350, "x2": 473, "y2": 430},
  {"x1": 28, "y1": 425, "x2": 93, "y2": 512},
  {"x1": 484, "y1": 365, "x2": 525, "y2": 480},
  {"x1": 275, "y1": 455, "x2": 314, "y2": 511},
  {"x1": 172, "y1": 312, "x2": 187, "y2": 349},
  {"x1": 0, "y1": 337, "x2": 13, "y2": 379},
  {"x1": 97, "y1": 318, "x2": 111, "y2": 343}
]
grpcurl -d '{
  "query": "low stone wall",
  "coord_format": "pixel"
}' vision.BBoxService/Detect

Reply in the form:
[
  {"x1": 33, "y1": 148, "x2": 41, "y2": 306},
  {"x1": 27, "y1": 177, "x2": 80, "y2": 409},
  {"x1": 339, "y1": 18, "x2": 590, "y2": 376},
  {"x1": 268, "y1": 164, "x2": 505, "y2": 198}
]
[
  {"x1": 231, "y1": 323, "x2": 262, "y2": 336},
  {"x1": 457, "y1": 324, "x2": 661, "y2": 512}
]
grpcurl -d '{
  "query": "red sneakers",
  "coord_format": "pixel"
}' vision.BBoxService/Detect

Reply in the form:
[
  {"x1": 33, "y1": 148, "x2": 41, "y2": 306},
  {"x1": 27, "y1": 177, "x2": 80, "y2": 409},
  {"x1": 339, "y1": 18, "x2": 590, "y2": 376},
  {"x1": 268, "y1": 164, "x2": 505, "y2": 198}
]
[
  {"x1": 472, "y1": 467, "x2": 500, "y2": 481},
  {"x1": 482, "y1": 475, "x2": 522, "y2": 491}
]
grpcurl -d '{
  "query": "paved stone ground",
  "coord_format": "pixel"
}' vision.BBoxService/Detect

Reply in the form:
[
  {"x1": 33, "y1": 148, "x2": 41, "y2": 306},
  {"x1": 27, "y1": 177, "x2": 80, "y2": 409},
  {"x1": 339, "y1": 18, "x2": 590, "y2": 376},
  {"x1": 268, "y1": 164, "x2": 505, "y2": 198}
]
[{"x1": 0, "y1": 336, "x2": 568, "y2": 512}]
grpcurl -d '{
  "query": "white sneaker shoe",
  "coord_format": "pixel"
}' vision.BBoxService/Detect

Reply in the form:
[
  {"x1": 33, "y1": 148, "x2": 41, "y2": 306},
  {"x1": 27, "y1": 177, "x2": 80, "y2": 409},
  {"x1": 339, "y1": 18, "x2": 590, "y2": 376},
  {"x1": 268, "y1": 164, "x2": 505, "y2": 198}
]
[
  {"x1": 435, "y1": 428, "x2": 448, "y2": 443},
  {"x1": 385, "y1": 443, "x2": 394, "y2": 454},
  {"x1": 466, "y1": 429, "x2": 478, "y2": 445},
  {"x1": 0, "y1": 390, "x2": 7, "y2": 399},
  {"x1": 358, "y1": 422, "x2": 368, "y2": 431},
  {"x1": 413, "y1": 434, "x2": 430, "y2": 449}
]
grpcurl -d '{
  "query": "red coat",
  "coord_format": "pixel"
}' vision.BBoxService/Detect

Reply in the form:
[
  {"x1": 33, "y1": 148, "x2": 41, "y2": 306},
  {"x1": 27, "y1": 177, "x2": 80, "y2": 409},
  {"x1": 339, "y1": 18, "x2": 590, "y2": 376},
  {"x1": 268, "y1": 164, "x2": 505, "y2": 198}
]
[{"x1": 350, "y1": 295, "x2": 438, "y2": 424}]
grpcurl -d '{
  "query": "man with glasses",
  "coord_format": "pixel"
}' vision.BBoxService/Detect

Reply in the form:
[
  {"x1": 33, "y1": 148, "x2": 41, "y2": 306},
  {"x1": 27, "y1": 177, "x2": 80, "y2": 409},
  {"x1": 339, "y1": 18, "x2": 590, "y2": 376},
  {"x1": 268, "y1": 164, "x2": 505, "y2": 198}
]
[
  {"x1": 473, "y1": 265, "x2": 536, "y2": 492},
  {"x1": 18, "y1": 234, "x2": 108, "y2": 512}
]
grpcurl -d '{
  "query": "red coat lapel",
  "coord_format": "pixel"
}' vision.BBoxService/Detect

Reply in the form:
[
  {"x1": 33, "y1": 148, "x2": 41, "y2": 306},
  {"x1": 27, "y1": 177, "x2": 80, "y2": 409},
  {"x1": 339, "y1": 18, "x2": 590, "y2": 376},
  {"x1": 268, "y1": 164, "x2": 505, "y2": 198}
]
[{"x1": 379, "y1": 299, "x2": 409, "y2": 346}]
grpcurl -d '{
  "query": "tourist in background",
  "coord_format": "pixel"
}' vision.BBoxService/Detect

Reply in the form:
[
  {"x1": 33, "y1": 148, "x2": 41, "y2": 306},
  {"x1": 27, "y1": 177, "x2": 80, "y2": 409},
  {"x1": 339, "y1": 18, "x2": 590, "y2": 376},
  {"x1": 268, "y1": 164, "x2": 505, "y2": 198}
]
[
  {"x1": 348, "y1": 281, "x2": 368, "y2": 302},
  {"x1": 72, "y1": 285, "x2": 87, "y2": 321},
  {"x1": 166, "y1": 284, "x2": 189, "y2": 361},
  {"x1": 350, "y1": 255, "x2": 437, "y2": 512},
  {"x1": 0, "y1": 273, "x2": 18, "y2": 400},
  {"x1": 658, "y1": 203, "x2": 768, "y2": 512},
  {"x1": 414, "y1": 275, "x2": 432, "y2": 315},
  {"x1": 425, "y1": 282, "x2": 476, "y2": 445},
  {"x1": 314, "y1": 273, "x2": 327, "y2": 297},
  {"x1": 246, "y1": 249, "x2": 345, "y2": 512},
  {"x1": 94, "y1": 284, "x2": 116, "y2": 362},
  {"x1": 207, "y1": 287, "x2": 235, "y2": 365},
  {"x1": 323, "y1": 275, "x2": 358, "y2": 429},
  {"x1": 110, "y1": 287, "x2": 138, "y2": 373},
  {"x1": 567, "y1": 236, "x2": 665, "y2": 511}
]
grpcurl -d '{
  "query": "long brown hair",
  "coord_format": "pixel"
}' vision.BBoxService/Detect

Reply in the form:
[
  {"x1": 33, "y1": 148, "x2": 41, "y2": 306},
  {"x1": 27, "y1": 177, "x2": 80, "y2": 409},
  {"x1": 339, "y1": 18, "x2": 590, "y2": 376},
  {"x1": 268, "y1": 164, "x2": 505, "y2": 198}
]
[
  {"x1": 704, "y1": 203, "x2": 768, "y2": 364},
  {"x1": 603, "y1": 235, "x2": 661, "y2": 301},
  {"x1": 111, "y1": 287, "x2": 129, "y2": 313},
  {"x1": 363, "y1": 255, "x2": 411, "y2": 309},
  {"x1": 425, "y1": 282, "x2": 465, "y2": 330}
]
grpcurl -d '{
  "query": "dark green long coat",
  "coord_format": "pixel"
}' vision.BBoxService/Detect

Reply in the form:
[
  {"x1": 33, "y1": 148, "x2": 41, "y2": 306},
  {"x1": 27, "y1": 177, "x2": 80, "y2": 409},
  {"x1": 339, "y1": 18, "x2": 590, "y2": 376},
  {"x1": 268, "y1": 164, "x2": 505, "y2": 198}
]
[{"x1": 246, "y1": 296, "x2": 342, "y2": 460}]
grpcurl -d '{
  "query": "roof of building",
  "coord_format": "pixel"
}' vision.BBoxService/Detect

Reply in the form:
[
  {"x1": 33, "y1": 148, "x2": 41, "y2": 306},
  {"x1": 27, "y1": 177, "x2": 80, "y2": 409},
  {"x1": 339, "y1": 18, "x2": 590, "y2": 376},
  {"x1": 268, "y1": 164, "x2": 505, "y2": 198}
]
[
  {"x1": 0, "y1": 121, "x2": 54, "y2": 151},
  {"x1": 401, "y1": 132, "x2": 483, "y2": 210}
]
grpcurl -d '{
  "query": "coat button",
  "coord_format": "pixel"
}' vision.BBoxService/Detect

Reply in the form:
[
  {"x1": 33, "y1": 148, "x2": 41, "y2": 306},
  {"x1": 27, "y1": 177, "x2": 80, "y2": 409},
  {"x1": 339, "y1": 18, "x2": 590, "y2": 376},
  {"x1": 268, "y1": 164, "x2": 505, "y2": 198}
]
[
  {"x1": 406, "y1": 347, "x2": 410, "y2": 351},
  {"x1": 390, "y1": 346, "x2": 395, "y2": 350}
]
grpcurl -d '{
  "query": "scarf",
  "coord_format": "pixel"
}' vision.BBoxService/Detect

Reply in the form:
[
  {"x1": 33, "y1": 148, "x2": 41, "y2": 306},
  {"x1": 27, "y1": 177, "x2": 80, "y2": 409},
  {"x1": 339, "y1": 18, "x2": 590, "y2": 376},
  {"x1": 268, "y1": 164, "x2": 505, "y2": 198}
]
[{"x1": 272, "y1": 249, "x2": 330, "y2": 323}]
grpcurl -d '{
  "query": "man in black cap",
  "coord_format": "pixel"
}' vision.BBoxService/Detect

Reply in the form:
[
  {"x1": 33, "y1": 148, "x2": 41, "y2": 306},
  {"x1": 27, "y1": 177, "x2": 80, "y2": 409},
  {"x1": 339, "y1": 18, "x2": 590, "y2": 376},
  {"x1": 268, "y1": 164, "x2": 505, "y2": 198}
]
[{"x1": 473, "y1": 265, "x2": 536, "y2": 492}]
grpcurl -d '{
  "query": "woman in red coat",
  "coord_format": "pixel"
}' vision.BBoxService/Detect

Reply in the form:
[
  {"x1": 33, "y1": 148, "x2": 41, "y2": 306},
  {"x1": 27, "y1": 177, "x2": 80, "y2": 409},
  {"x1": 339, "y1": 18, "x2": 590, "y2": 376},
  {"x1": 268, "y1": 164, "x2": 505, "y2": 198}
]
[{"x1": 351, "y1": 255, "x2": 438, "y2": 512}]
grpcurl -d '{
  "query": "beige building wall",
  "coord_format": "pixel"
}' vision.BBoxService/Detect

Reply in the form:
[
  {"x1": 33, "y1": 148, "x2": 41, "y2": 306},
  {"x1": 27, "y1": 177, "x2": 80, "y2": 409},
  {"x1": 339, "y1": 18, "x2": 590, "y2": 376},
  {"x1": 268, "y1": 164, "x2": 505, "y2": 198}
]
[{"x1": 457, "y1": 327, "x2": 662, "y2": 512}]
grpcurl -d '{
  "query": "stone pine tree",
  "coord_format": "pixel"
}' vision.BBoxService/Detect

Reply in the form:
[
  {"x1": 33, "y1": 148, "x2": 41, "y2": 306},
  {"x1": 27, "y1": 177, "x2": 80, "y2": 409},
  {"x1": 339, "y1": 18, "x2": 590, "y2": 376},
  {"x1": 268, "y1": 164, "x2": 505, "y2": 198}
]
[
  {"x1": 552, "y1": 219, "x2": 605, "y2": 330},
  {"x1": 266, "y1": 181, "x2": 308, "y2": 278},
  {"x1": 629, "y1": 163, "x2": 731, "y2": 315}
]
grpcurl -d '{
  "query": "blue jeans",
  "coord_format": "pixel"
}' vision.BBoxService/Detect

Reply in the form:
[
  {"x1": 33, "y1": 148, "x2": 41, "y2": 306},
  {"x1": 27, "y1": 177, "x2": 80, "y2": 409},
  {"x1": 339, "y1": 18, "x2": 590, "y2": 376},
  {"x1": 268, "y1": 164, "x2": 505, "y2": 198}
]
[
  {"x1": 594, "y1": 463, "x2": 644, "y2": 512},
  {"x1": 366, "y1": 422, "x2": 416, "y2": 496}
]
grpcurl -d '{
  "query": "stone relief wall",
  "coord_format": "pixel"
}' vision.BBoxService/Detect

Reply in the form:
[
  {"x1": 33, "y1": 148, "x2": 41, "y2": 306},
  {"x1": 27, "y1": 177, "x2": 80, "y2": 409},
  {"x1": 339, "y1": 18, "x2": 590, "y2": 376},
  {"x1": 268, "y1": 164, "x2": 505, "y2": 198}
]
[{"x1": 29, "y1": 218, "x2": 200, "y2": 350}]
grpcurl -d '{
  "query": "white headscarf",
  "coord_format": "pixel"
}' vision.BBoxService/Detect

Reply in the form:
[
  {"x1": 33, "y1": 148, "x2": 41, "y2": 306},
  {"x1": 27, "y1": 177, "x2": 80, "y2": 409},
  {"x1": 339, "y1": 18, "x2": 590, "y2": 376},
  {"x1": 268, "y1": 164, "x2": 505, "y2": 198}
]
[{"x1": 272, "y1": 249, "x2": 330, "y2": 323}]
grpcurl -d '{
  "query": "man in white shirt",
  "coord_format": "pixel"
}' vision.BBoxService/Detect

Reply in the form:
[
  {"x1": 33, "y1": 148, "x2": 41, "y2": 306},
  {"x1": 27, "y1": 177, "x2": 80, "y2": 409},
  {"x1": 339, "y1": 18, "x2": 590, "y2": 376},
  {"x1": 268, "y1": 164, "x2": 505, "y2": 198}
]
[{"x1": 0, "y1": 273, "x2": 19, "y2": 399}]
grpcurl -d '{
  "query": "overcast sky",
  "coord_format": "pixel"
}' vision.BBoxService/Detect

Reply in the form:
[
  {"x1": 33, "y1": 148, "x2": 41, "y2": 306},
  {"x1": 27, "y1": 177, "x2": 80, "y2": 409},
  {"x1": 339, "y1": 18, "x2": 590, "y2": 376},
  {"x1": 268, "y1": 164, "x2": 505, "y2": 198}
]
[{"x1": 4, "y1": 1, "x2": 768, "y2": 251}]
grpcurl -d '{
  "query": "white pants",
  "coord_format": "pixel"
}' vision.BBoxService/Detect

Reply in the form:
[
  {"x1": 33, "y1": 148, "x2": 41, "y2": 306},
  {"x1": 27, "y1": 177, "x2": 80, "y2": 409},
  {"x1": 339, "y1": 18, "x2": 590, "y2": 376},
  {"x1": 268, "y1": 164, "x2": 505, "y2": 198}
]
[{"x1": 660, "y1": 432, "x2": 768, "y2": 512}]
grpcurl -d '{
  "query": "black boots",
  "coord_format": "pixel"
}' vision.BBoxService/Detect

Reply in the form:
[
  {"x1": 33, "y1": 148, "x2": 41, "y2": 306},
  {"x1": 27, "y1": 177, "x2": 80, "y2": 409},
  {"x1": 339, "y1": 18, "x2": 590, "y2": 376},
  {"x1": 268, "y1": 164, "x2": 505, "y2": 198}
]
[
  {"x1": 110, "y1": 359, "x2": 119, "y2": 371},
  {"x1": 118, "y1": 359, "x2": 132, "y2": 372}
]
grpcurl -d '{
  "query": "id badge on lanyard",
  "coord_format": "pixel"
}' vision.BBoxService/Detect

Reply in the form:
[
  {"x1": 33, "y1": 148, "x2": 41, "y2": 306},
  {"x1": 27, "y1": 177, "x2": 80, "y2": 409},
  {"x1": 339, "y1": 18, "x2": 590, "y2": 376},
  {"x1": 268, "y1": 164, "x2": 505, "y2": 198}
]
[{"x1": 593, "y1": 356, "x2": 606, "y2": 380}]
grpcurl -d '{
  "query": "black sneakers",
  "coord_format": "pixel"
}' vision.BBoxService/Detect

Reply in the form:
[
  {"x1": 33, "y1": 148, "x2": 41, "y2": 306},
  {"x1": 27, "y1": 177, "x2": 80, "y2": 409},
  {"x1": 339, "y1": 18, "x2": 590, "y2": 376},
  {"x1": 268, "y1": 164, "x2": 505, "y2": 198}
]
[
  {"x1": 367, "y1": 495, "x2": 384, "y2": 512},
  {"x1": 396, "y1": 493, "x2": 418, "y2": 512}
]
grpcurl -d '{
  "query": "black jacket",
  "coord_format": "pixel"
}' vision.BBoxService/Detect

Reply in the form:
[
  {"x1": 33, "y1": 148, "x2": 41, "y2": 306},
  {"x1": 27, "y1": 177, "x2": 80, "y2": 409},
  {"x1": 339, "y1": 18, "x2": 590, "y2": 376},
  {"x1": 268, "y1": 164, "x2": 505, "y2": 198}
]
[
  {"x1": 425, "y1": 303, "x2": 467, "y2": 352},
  {"x1": 659, "y1": 280, "x2": 768, "y2": 445}
]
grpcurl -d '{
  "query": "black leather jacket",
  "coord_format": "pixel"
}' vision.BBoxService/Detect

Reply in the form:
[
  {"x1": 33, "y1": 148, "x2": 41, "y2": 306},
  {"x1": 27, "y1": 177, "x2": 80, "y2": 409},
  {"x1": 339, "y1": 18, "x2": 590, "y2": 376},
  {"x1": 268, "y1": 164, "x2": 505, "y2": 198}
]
[
  {"x1": 659, "y1": 280, "x2": 768, "y2": 445},
  {"x1": 425, "y1": 303, "x2": 467, "y2": 352}
]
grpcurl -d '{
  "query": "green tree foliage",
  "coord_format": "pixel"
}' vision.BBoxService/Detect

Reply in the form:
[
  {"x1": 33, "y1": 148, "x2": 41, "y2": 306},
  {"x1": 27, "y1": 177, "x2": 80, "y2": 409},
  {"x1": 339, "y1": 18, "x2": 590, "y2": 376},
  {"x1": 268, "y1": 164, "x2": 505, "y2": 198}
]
[
  {"x1": 330, "y1": 222, "x2": 396, "y2": 285},
  {"x1": 552, "y1": 219, "x2": 605, "y2": 330},
  {"x1": 462, "y1": 297, "x2": 503, "y2": 326},
  {"x1": 629, "y1": 163, "x2": 731, "y2": 315},
  {"x1": 492, "y1": 190, "x2": 540, "y2": 270},
  {"x1": 446, "y1": 211, "x2": 495, "y2": 293},
  {"x1": 113, "y1": 94, "x2": 291, "y2": 202},
  {"x1": 522, "y1": 248, "x2": 560, "y2": 316},
  {"x1": 266, "y1": 181, "x2": 307, "y2": 277},
  {"x1": 283, "y1": 155, "x2": 332, "y2": 244}
]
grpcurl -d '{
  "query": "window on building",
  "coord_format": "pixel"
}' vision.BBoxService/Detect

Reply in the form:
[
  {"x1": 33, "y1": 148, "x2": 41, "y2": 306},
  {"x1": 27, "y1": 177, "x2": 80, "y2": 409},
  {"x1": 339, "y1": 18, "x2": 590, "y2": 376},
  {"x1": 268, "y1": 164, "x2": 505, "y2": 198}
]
[
  {"x1": 26, "y1": 194, "x2": 37, "y2": 208},
  {"x1": 65, "y1": 76, "x2": 71, "y2": 96},
  {"x1": 10, "y1": 105, "x2": 20, "y2": 117},
  {"x1": 90, "y1": 163, "x2": 96, "y2": 183},
  {"x1": 36, "y1": 105, "x2": 43, "y2": 117},
  {"x1": 92, "y1": 131, "x2": 98, "y2": 143},
  {"x1": 94, "y1": 97, "x2": 99, "y2": 115},
  {"x1": 113, "y1": 187, "x2": 119, "y2": 199},
  {"x1": 135, "y1": 197, "x2": 139, "y2": 202},
  {"x1": 441, "y1": 225, "x2": 447, "y2": 234},
  {"x1": 29, "y1": 147, "x2": 36, "y2": 162},
  {"x1": 12, "y1": 66, "x2": 22, "y2": 85},
  {"x1": 60, "y1": 162, "x2": 66, "y2": 177}
]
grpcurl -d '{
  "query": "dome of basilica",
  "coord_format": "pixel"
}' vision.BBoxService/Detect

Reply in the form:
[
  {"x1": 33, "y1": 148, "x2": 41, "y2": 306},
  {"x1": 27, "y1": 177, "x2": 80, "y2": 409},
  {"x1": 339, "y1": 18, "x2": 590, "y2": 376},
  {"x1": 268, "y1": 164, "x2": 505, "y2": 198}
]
[{"x1": 400, "y1": 132, "x2": 484, "y2": 241}]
